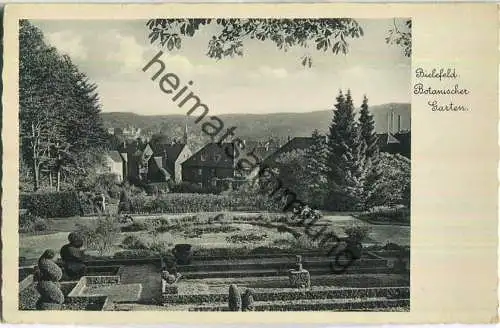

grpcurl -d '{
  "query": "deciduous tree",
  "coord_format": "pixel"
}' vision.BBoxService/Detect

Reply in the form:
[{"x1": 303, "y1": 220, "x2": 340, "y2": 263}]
[{"x1": 146, "y1": 18, "x2": 411, "y2": 67}]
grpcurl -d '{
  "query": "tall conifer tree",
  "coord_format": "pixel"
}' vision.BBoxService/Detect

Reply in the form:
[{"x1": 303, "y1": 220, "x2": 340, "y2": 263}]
[
  {"x1": 357, "y1": 95, "x2": 381, "y2": 209},
  {"x1": 358, "y1": 95, "x2": 379, "y2": 159},
  {"x1": 326, "y1": 89, "x2": 365, "y2": 210}
]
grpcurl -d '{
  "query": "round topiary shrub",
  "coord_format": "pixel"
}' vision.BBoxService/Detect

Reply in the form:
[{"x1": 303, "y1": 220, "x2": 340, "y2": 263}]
[
  {"x1": 228, "y1": 284, "x2": 242, "y2": 311},
  {"x1": 60, "y1": 232, "x2": 86, "y2": 279}
]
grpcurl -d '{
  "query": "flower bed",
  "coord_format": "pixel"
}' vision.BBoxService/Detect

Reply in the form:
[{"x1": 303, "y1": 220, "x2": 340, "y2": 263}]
[{"x1": 68, "y1": 275, "x2": 121, "y2": 298}]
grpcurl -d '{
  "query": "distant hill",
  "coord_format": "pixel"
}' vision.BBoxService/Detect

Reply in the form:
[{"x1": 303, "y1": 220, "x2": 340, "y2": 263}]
[{"x1": 101, "y1": 103, "x2": 410, "y2": 142}]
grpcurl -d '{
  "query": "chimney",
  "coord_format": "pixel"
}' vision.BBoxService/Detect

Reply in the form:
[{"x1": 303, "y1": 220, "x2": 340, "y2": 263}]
[
  {"x1": 387, "y1": 112, "x2": 391, "y2": 135},
  {"x1": 391, "y1": 111, "x2": 395, "y2": 134},
  {"x1": 398, "y1": 115, "x2": 401, "y2": 133}
]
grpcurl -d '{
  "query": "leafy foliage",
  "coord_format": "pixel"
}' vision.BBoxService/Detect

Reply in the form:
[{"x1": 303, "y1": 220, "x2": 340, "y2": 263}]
[
  {"x1": 357, "y1": 206, "x2": 410, "y2": 224},
  {"x1": 19, "y1": 20, "x2": 108, "y2": 192},
  {"x1": 19, "y1": 211, "x2": 48, "y2": 233},
  {"x1": 326, "y1": 90, "x2": 366, "y2": 210},
  {"x1": 124, "y1": 192, "x2": 280, "y2": 214},
  {"x1": 304, "y1": 130, "x2": 330, "y2": 207},
  {"x1": 76, "y1": 215, "x2": 120, "y2": 256},
  {"x1": 385, "y1": 19, "x2": 412, "y2": 57},
  {"x1": 226, "y1": 232, "x2": 268, "y2": 244},
  {"x1": 365, "y1": 152, "x2": 410, "y2": 208},
  {"x1": 358, "y1": 95, "x2": 379, "y2": 159},
  {"x1": 343, "y1": 224, "x2": 371, "y2": 243},
  {"x1": 20, "y1": 191, "x2": 81, "y2": 218},
  {"x1": 146, "y1": 18, "x2": 365, "y2": 67}
]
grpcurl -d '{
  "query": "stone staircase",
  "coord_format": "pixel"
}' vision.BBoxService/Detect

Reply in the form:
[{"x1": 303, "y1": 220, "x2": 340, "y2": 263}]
[{"x1": 162, "y1": 255, "x2": 410, "y2": 312}]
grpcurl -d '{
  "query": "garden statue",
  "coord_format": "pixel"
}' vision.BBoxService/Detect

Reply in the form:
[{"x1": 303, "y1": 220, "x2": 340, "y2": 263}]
[
  {"x1": 295, "y1": 255, "x2": 303, "y2": 271},
  {"x1": 161, "y1": 255, "x2": 182, "y2": 295},
  {"x1": 34, "y1": 249, "x2": 64, "y2": 310},
  {"x1": 228, "y1": 284, "x2": 242, "y2": 311},
  {"x1": 161, "y1": 270, "x2": 182, "y2": 285},
  {"x1": 60, "y1": 232, "x2": 87, "y2": 280},
  {"x1": 100, "y1": 193, "x2": 106, "y2": 212},
  {"x1": 242, "y1": 288, "x2": 255, "y2": 311},
  {"x1": 288, "y1": 255, "x2": 311, "y2": 289}
]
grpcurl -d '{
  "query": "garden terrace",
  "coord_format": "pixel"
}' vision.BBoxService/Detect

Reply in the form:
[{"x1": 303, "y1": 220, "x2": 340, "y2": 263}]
[
  {"x1": 19, "y1": 252, "x2": 409, "y2": 311},
  {"x1": 19, "y1": 211, "x2": 409, "y2": 311}
]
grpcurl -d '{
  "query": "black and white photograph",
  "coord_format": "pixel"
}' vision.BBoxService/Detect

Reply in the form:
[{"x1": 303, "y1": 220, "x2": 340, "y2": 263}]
[{"x1": 17, "y1": 17, "x2": 411, "y2": 312}]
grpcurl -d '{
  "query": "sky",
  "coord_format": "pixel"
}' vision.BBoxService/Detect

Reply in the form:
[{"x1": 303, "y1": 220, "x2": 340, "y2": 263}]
[{"x1": 31, "y1": 19, "x2": 411, "y2": 116}]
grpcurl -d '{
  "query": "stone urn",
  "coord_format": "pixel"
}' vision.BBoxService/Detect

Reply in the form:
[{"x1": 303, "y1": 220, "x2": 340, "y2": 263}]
[
  {"x1": 172, "y1": 244, "x2": 193, "y2": 265},
  {"x1": 288, "y1": 255, "x2": 310, "y2": 289}
]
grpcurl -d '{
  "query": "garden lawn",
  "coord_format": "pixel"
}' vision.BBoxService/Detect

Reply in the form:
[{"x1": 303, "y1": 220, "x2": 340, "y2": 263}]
[
  {"x1": 322, "y1": 215, "x2": 410, "y2": 246},
  {"x1": 126, "y1": 223, "x2": 295, "y2": 250},
  {"x1": 20, "y1": 232, "x2": 70, "y2": 261}
]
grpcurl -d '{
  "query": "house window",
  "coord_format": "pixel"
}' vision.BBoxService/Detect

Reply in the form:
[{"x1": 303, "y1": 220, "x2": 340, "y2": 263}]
[
  {"x1": 198, "y1": 168, "x2": 203, "y2": 175},
  {"x1": 214, "y1": 154, "x2": 221, "y2": 162},
  {"x1": 201, "y1": 154, "x2": 206, "y2": 161}
]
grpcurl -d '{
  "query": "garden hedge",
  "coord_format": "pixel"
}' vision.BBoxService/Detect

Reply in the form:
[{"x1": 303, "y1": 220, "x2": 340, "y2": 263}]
[
  {"x1": 163, "y1": 286, "x2": 410, "y2": 304},
  {"x1": 126, "y1": 193, "x2": 277, "y2": 214},
  {"x1": 20, "y1": 191, "x2": 81, "y2": 218}
]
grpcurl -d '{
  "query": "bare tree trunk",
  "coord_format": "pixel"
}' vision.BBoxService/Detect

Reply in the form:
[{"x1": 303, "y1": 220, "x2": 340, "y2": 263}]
[
  {"x1": 32, "y1": 162, "x2": 39, "y2": 192},
  {"x1": 49, "y1": 171, "x2": 53, "y2": 188},
  {"x1": 56, "y1": 142, "x2": 61, "y2": 192},
  {"x1": 57, "y1": 168, "x2": 61, "y2": 191},
  {"x1": 31, "y1": 123, "x2": 40, "y2": 192}
]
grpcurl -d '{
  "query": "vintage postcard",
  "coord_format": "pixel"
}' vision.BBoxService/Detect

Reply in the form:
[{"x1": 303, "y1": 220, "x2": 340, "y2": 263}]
[{"x1": 2, "y1": 2, "x2": 498, "y2": 324}]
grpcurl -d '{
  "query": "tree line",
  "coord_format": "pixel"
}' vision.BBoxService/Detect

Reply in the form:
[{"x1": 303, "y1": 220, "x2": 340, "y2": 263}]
[
  {"x1": 19, "y1": 20, "x2": 109, "y2": 192},
  {"x1": 255, "y1": 90, "x2": 410, "y2": 212}
]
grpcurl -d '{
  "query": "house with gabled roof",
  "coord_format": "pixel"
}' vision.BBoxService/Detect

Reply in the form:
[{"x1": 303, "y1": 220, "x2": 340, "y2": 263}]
[
  {"x1": 377, "y1": 131, "x2": 411, "y2": 159},
  {"x1": 261, "y1": 137, "x2": 315, "y2": 167},
  {"x1": 100, "y1": 150, "x2": 127, "y2": 182},
  {"x1": 182, "y1": 142, "x2": 241, "y2": 189},
  {"x1": 150, "y1": 142, "x2": 192, "y2": 183}
]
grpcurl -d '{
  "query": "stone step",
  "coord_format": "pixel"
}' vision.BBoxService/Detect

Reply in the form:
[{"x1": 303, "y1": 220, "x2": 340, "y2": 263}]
[
  {"x1": 165, "y1": 297, "x2": 410, "y2": 311},
  {"x1": 180, "y1": 266, "x2": 395, "y2": 279},
  {"x1": 163, "y1": 286, "x2": 410, "y2": 304},
  {"x1": 181, "y1": 273, "x2": 410, "y2": 290},
  {"x1": 177, "y1": 258, "x2": 388, "y2": 272}
]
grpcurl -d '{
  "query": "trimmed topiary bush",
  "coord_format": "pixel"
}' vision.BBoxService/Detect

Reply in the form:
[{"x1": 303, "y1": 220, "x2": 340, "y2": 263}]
[
  {"x1": 34, "y1": 250, "x2": 64, "y2": 310},
  {"x1": 60, "y1": 232, "x2": 87, "y2": 279},
  {"x1": 118, "y1": 189, "x2": 132, "y2": 214},
  {"x1": 36, "y1": 280, "x2": 64, "y2": 304},
  {"x1": 228, "y1": 284, "x2": 242, "y2": 311},
  {"x1": 242, "y1": 288, "x2": 255, "y2": 311}
]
